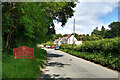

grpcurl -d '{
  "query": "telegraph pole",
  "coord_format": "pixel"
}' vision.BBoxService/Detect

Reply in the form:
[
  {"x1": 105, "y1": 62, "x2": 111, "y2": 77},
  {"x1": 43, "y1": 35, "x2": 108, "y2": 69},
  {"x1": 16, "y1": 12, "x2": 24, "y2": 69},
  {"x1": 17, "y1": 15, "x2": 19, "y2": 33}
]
[
  {"x1": 73, "y1": 19, "x2": 75, "y2": 36},
  {"x1": 73, "y1": 19, "x2": 75, "y2": 45}
]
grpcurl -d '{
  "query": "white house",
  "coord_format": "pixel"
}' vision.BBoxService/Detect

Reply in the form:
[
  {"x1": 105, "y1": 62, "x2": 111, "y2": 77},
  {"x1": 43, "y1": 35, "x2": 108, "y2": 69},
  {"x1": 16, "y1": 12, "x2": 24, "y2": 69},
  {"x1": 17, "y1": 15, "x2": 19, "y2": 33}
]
[
  {"x1": 54, "y1": 34, "x2": 82, "y2": 45},
  {"x1": 67, "y1": 35, "x2": 78, "y2": 44},
  {"x1": 53, "y1": 37, "x2": 62, "y2": 46}
]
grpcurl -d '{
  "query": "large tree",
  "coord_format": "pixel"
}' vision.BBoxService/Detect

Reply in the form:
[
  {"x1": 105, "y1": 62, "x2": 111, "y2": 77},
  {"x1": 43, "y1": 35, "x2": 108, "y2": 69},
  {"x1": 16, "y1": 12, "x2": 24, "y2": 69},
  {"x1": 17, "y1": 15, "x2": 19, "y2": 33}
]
[{"x1": 2, "y1": 2, "x2": 76, "y2": 51}]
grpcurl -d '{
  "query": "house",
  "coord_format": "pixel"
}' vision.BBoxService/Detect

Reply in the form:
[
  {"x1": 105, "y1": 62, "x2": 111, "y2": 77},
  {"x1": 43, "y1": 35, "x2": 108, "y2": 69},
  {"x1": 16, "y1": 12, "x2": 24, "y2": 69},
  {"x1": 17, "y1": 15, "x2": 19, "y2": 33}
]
[
  {"x1": 53, "y1": 34, "x2": 82, "y2": 45},
  {"x1": 67, "y1": 34, "x2": 78, "y2": 44},
  {"x1": 61, "y1": 34, "x2": 71, "y2": 44},
  {"x1": 67, "y1": 35, "x2": 82, "y2": 45},
  {"x1": 53, "y1": 37, "x2": 62, "y2": 45}
]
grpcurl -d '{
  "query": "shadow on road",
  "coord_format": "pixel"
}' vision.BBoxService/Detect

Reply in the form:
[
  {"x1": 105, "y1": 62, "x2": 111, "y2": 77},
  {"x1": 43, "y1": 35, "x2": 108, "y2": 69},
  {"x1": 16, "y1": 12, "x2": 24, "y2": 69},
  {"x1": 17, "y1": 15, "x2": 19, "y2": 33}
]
[
  {"x1": 45, "y1": 62, "x2": 71, "y2": 67},
  {"x1": 41, "y1": 52, "x2": 72, "y2": 79},
  {"x1": 41, "y1": 73, "x2": 72, "y2": 80},
  {"x1": 47, "y1": 53, "x2": 63, "y2": 58},
  {"x1": 46, "y1": 53, "x2": 64, "y2": 61}
]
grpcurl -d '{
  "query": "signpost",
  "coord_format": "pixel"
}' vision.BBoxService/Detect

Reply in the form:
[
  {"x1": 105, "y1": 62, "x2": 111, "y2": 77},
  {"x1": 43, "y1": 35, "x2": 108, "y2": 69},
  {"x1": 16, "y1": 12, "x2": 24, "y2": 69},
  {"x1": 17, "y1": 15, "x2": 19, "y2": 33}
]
[{"x1": 13, "y1": 46, "x2": 34, "y2": 59}]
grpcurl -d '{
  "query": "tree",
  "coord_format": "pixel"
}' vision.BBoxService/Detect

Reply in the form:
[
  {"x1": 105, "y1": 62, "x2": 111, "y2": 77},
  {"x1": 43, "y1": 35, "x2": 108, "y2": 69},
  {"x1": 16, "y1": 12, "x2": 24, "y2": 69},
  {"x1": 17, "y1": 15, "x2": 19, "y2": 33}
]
[
  {"x1": 89, "y1": 34, "x2": 100, "y2": 41},
  {"x1": 101, "y1": 26, "x2": 105, "y2": 32},
  {"x1": 75, "y1": 33, "x2": 80, "y2": 40},
  {"x1": 108, "y1": 22, "x2": 120, "y2": 37},
  {"x1": 91, "y1": 27, "x2": 102, "y2": 39},
  {"x1": 50, "y1": 34, "x2": 63, "y2": 41},
  {"x1": 2, "y1": 2, "x2": 76, "y2": 51},
  {"x1": 104, "y1": 29, "x2": 111, "y2": 38},
  {"x1": 92, "y1": 27, "x2": 99, "y2": 35},
  {"x1": 86, "y1": 34, "x2": 89, "y2": 36},
  {"x1": 63, "y1": 34, "x2": 68, "y2": 37},
  {"x1": 101, "y1": 26, "x2": 105, "y2": 38}
]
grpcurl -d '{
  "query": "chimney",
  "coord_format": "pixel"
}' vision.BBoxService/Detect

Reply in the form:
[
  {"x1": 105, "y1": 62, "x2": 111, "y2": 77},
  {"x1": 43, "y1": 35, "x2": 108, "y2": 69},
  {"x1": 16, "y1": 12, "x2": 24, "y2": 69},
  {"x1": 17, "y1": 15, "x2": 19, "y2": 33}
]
[
  {"x1": 67, "y1": 34, "x2": 70, "y2": 37},
  {"x1": 59, "y1": 37, "x2": 61, "y2": 39}
]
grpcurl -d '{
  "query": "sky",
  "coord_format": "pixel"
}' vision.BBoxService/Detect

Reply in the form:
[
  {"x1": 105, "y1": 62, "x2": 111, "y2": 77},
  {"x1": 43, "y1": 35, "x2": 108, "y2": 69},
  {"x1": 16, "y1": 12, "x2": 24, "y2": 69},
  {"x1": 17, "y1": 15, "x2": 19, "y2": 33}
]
[{"x1": 53, "y1": 0, "x2": 119, "y2": 35}]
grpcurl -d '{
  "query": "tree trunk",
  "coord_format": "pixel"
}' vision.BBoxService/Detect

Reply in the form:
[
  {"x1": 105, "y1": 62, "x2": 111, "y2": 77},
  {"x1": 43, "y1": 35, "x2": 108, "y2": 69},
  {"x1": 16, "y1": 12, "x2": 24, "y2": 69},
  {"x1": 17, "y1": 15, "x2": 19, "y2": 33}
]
[
  {"x1": 5, "y1": 34, "x2": 11, "y2": 49},
  {"x1": 4, "y1": 26, "x2": 17, "y2": 49}
]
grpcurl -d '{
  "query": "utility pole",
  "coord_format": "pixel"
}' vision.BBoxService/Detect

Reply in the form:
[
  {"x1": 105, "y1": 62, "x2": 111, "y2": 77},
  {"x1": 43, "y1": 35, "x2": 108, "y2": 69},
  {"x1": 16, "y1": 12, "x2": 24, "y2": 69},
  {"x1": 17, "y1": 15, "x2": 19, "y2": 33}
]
[{"x1": 73, "y1": 19, "x2": 75, "y2": 45}]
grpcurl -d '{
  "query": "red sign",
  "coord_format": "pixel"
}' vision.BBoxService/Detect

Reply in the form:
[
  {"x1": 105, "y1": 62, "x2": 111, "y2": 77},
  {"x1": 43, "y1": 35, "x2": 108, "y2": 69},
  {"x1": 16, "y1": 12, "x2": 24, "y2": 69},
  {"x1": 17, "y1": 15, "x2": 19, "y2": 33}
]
[{"x1": 13, "y1": 46, "x2": 34, "y2": 59}]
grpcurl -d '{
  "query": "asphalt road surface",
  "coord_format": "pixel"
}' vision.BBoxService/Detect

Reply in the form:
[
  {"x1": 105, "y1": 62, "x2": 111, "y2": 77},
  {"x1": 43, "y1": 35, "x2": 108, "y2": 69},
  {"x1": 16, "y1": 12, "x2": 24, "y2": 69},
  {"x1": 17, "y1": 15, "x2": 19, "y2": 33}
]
[{"x1": 41, "y1": 48, "x2": 119, "y2": 79}]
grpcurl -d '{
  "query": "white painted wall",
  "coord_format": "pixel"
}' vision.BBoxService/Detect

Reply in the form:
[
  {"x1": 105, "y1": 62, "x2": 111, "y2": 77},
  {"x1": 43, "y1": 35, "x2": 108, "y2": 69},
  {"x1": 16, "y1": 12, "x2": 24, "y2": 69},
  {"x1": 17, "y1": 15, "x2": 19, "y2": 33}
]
[
  {"x1": 75, "y1": 41, "x2": 82, "y2": 45},
  {"x1": 67, "y1": 35, "x2": 78, "y2": 44},
  {"x1": 58, "y1": 39, "x2": 62, "y2": 45},
  {"x1": 53, "y1": 41, "x2": 57, "y2": 45}
]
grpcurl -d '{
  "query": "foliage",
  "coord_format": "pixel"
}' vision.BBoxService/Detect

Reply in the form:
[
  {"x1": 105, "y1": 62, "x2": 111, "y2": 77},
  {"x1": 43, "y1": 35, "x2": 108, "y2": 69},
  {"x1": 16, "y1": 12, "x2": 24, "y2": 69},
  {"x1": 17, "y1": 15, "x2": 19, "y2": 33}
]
[
  {"x1": 42, "y1": 41, "x2": 54, "y2": 46},
  {"x1": 60, "y1": 44, "x2": 73, "y2": 49},
  {"x1": 73, "y1": 22, "x2": 120, "y2": 41},
  {"x1": 60, "y1": 37, "x2": 120, "y2": 71},
  {"x1": 2, "y1": 2, "x2": 76, "y2": 79},
  {"x1": 2, "y1": 2, "x2": 76, "y2": 51},
  {"x1": 91, "y1": 26, "x2": 105, "y2": 39},
  {"x1": 60, "y1": 37, "x2": 120, "y2": 54},
  {"x1": 50, "y1": 34, "x2": 64, "y2": 41},
  {"x1": 2, "y1": 47, "x2": 47, "y2": 78},
  {"x1": 107, "y1": 22, "x2": 120, "y2": 38},
  {"x1": 47, "y1": 22, "x2": 120, "y2": 42},
  {"x1": 91, "y1": 22, "x2": 120, "y2": 39},
  {"x1": 60, "y1": 49, "x2": 120, "y2": 71}
]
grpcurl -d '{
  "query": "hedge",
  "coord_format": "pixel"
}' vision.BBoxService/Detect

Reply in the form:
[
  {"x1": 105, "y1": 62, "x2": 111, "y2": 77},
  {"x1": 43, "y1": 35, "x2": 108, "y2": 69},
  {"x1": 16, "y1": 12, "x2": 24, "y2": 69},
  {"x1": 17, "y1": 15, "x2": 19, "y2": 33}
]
[{"x1": 60, "y1": 37, "x2": 120, "y2": 71}]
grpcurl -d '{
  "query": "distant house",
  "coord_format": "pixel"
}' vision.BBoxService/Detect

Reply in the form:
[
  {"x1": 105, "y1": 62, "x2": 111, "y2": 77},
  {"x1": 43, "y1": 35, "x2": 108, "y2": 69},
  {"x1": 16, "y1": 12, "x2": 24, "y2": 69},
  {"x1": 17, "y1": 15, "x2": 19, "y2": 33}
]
[
  {"x1": 53, "y1": 37, "x2": 62, "y2": 45},
  {"x1": 61, "y1": 34, "x2": 71, "y2": 44},
  {"x1": 53, "y1": 34, "x2": 82, "y2": 45},
  {"x1": 67, "y1": 34, "x2": 77, "y2": 44}
]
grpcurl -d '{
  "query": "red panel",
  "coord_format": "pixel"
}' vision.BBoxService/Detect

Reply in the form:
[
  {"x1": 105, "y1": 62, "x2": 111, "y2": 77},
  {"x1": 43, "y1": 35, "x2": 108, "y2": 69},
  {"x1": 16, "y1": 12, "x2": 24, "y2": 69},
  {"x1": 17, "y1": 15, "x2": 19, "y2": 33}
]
[{"x1": 13, "y1": 46, "x2": 34, "y2": 59}]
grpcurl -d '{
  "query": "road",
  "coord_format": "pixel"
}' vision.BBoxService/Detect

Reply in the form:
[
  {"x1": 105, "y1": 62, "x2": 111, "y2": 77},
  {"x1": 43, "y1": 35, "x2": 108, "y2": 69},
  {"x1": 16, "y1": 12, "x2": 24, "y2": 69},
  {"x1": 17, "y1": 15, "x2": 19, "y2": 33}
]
[{"x1": 41, "y1": 48, "x2": 119, "y2": 79}]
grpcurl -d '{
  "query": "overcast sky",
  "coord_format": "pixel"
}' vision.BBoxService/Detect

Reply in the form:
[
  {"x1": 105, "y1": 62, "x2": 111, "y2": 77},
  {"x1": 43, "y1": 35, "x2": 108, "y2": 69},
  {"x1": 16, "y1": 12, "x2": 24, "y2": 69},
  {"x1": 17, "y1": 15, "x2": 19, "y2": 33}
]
[{"x1": 53, "y1": 0, "x2": 119, "y2": 35}]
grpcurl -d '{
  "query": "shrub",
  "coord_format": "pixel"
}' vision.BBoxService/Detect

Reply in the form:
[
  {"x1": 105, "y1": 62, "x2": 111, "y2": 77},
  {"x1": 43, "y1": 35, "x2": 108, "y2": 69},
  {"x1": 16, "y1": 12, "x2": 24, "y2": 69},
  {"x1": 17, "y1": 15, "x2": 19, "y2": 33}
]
[
  {"x1": 73, "y1": 37, "x2": 120, "y2": 55},
  {"x1": 43, "y1": 42, "x2": 54, "y2": 46},
  {"x1": 60, "y1": 37, "x2": 120, "y2": 71}
]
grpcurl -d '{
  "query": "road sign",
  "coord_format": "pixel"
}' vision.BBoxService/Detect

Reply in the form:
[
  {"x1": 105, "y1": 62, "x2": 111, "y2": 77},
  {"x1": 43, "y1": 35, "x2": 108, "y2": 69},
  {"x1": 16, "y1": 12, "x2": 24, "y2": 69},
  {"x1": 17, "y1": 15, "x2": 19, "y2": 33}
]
[{"x1": 13, "y1": 46, "x2": 34, "y2": 59}]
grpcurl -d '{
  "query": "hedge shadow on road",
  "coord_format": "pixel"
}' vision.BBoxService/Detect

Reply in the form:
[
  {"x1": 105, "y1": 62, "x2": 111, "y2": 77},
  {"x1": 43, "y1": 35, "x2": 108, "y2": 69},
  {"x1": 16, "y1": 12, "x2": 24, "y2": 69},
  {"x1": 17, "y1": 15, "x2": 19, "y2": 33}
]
[
  {"x1": 45, "y1": 62, "x2": 71, "y2": 67},
  {"x1": 47, "y1": 53, "x2": 63, "y2": 58}
]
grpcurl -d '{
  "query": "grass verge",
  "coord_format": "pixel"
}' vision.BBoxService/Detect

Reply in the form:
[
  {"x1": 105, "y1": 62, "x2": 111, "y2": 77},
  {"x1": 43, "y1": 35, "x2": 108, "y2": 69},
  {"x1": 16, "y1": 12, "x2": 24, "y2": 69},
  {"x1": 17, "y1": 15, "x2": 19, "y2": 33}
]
[{"x1": 2, "y1": 47, "x2": 47, "y2": 78}]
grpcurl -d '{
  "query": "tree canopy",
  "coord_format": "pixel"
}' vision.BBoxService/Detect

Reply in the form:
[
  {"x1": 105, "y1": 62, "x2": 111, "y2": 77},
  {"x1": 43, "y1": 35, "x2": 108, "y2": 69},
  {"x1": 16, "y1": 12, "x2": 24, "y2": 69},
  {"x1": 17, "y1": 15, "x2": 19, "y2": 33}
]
[{"x1": 2, "y1": 2, "x2": 76, "y2": 51}]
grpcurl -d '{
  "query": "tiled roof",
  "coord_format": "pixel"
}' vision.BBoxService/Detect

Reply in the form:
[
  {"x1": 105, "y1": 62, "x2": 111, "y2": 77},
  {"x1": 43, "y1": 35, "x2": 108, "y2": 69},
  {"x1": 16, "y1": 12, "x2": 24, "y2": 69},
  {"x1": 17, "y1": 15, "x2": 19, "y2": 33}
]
[
  {"x1": 54, "y1": 34, "x2": 72, "y2": 41},
  {"x1": 55, "y1": 38, "x2": 61, "y2": 42}
]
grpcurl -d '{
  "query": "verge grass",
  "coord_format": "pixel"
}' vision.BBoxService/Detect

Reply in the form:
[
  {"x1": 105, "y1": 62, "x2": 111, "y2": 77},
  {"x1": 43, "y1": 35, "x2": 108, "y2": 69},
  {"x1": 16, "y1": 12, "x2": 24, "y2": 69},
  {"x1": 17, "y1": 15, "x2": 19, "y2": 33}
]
[{"x1": 2, "y1": 47, "x2": 47, "y2": 78}]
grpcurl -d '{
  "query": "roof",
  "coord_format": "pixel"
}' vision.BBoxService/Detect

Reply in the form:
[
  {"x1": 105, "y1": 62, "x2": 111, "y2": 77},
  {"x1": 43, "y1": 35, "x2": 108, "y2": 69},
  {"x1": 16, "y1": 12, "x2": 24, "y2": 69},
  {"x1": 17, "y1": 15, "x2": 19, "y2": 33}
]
[
  {"x1": 54, "y1": 38, "x2": 61, "y2": 42},
  {"x1": 54, "y1": 34, "x2": 72, "y2": 42},
  {"x1": 63, "y1": 35, "x2": 71, "y2": 40}
]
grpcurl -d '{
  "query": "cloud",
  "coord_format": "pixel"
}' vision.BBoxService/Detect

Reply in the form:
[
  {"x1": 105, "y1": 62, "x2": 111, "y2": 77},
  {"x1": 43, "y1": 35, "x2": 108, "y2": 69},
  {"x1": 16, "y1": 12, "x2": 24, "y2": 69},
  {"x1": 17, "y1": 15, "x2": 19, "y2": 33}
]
[{"x1": 54, "y1": 1, "x2": 118, "y2": 35}]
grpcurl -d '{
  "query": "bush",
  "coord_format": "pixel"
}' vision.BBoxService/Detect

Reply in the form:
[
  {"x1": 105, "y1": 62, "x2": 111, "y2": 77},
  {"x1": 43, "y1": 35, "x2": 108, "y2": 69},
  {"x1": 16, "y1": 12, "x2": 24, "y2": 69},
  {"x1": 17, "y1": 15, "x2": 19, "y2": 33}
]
[
  {"x1": 60, "y1": 37, "x2": 120, "y2": 71},
  {"x1": 73, "y1": 37, "x2": 120, "y2": 55},
  {"x1": 60, "y1": 44, "x2": 73, "y2": 49},
  {"x1": 43, "y1": 42, "x2": 54, "y2": 46}
]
